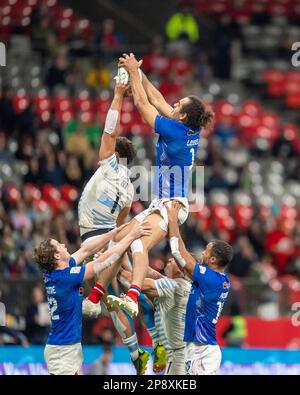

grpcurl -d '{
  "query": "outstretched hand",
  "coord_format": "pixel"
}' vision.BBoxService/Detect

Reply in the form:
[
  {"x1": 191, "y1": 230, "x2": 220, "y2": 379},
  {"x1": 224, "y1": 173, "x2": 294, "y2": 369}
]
[
  {"x1": 114, "y1": 81, "x2": 130, "y2": 97},
  {"x1": 164, "y1": 200, "x2": 181, "y2": 223},
  {"x1": 118, "y1": 53, "x2": 143, "y2": 72}
]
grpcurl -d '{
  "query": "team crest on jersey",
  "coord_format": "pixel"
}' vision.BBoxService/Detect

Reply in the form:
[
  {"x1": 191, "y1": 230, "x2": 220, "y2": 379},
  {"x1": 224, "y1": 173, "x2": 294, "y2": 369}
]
[
  {"x1": 79, "y1": 287, "x2": 84, "y2": 296},
  {"x1": 223, "y1": 281, "x2": 229, "y2": 289},
  {"x1": 199, "y1": 266, "x2": 206, "y2": 274},
  {"x1": 70, "y1": 267, "x2": 81, "y2": 274}
]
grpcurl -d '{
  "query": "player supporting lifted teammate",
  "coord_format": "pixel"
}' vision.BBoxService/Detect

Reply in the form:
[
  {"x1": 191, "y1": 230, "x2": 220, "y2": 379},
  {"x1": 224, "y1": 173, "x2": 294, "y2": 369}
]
[
  {"x1": 120, "y1": 257, "x2": 191, "y2": 375},
  {"x1": 166, "y1": 201, "x2": 233, "y2": 375},
  {"x1": 107, "y1": 53, "x2": 214, "y2": 318},
  {"x1": 34, "y1": 223, "x2": 150, "y2": 375}
]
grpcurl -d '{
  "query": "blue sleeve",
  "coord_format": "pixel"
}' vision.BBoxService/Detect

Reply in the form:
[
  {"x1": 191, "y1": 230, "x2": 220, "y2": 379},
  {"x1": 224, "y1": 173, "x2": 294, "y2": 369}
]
[
  {"x1": 192, "y1": 263, "x2": 220, "y2": 293},
  {"x1": 60, "y1": 266, "x2": 86, "y2": 290},
  {"x1": 69, "y1": 257, "x2": 76, "y2": 268},
  {"x1": 154, "y1": 115, "x2": 177, "y2": 141}
]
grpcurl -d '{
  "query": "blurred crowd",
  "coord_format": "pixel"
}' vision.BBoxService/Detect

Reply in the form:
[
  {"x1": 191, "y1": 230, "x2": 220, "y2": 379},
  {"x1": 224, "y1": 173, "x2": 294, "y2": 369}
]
[{"x1": 0, "y1": 0, "x2": 300, "y2": 345}]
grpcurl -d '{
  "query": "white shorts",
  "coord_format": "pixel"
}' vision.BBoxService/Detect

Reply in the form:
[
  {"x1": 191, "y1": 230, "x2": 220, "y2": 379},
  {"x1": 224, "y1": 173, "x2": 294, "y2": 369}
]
[
  {"x1": 166, "y1": 347, "x2": 186, "y2": 375},
  {"x1": 44, "y1": 343, "x2": 83, "y2": 375},
  {"x1": 185, "y1": 343, "x2": 222, "y2": 375},
  {"x1": 134, "y1": 198, "x2": 189, "y2": 232}
]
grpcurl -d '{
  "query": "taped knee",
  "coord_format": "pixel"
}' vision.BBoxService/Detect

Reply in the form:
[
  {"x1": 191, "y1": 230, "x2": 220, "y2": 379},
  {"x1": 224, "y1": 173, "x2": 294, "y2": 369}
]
[{"x1": 130, "y1": 239, "x2": 143, "y2": 255}]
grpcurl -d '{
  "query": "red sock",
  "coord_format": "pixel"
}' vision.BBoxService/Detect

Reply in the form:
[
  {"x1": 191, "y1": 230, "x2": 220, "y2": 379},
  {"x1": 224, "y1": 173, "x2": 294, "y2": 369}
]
[
  {"x1": 126, "y1": 284, "x2": 141, "y2": 303},
  {"x1": 88, "y1": 284, "x2": 106, "y2": 304}
]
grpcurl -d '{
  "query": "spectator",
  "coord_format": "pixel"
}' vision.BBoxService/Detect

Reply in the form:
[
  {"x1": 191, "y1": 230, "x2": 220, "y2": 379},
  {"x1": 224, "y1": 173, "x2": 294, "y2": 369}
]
[
  {"x1": 215, "y1": 117, "x2": 237, "y2": 146},
  {"x1": 0, "y1": 132, "x2": 14, "y2": 165},
  {"x1": 222, "y1": 304, "x2": 248, "y2": 347},
  {"x1": 68, "y1": 22, "x2": 90, "y2": 58},
  {"x1": 0, "y1": 87, "x2": 16, "y2": 133},
  {"x1": 166, "y1": 5, "x2": 199, "y2": 43},
  {"x1": 25, "y1": 286, "x2": 50, "y2": 345},
  {"x1": 40, "y1": 149, "x2": 66, "y2": 186},
  {"x1": 265, "y1": 219, "x2": 298, "y2": 275},
  {"x1": 229, "y1": 236, "x2": 258, "y2": 278},
  {"x1": 86, "y1": 59, "x2": 110, "y2": 90},
  {"x1": 64, "y1": 122, "x2": 94, "y2": 168},
  {"x1": 45, "y1": 55, "x2": 69, "y2": 91}
]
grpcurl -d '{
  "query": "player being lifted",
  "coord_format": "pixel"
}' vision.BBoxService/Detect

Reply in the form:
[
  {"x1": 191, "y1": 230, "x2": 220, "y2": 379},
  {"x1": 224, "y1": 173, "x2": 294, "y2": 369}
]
[
  {"x1": 78, "y1": 81, "x2": 164, "y2": 374},
  {"x1": 107, "y1": 53, "x2": 214, "y2": 318},
  {"x1": 166, "y1": 201, "x2": 233, "y2": 375}
]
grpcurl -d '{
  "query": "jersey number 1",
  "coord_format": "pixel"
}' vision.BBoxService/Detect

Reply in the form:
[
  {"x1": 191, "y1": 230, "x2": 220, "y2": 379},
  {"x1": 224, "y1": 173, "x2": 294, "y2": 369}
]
[
  {"x1": 212, "y1": 301, "x2": 224, "y2": 324},
  {"x1": 189, "y1": 148, "x2": 195, "y2": 170}
]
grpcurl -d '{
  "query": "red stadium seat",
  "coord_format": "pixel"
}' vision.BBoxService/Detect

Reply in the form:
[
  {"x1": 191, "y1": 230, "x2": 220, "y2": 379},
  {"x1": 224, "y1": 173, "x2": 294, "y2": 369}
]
[
  {"x1": 13, "y1": 92, "x2": 30, "y2": 113},
  {"x1": 60, "y1": 184, "x2": 79, "y2": 204},
  {"x1": 6, "y1": 184, "x2": 21, "y2": 205},
  {"x1": 241, "y1": 100, "x2": 262, "y2": 117},
  {"x1": 24, "y1": 183, "x2": 42, "y2": 201}
]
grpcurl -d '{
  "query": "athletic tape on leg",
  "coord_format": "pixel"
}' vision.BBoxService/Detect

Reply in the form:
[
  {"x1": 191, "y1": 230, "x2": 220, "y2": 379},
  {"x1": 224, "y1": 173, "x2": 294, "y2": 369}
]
[
  {"x1": 94, "y1": 253, "x2": 120, "y2": 275},
  {"x1": 130, "y1": 239, "x2": 143, "y2": 254}
]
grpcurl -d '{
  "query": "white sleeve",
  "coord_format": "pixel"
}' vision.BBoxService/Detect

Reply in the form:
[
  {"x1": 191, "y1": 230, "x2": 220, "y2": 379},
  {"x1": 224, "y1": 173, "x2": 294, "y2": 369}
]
[
  {"x1": 125, "y1": 183, "x2": 134, "y2": 208},
  {"x1": 98, "y1": 153, "x2": 119, "y2": 179},
  {"x1": 154, "y1": 277, "x2": 177, "y2": 299}
]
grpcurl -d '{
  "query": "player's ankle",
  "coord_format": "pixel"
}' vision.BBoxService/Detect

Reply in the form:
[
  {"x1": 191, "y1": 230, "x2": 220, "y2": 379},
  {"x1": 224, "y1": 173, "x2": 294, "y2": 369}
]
[
  {"x1": 88, "y1": 284, "x2": 106, "y2": 304},
  {"x1": 126, "y1": 285, "x2": 141, "y2": 304}
]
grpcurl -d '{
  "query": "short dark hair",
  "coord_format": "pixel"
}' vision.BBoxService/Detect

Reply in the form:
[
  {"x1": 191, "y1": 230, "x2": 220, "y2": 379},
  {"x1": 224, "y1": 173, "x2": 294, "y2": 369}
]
[
  {"x1": 211, "y1": 240, "x2": 233, "y2": 267},
  {"x1": 181, "y1": 95, "x2": 214, "y2": 131},
  {"x1": 115, "y1": 136, "x2": 136, "y2": 165},
  {"x1": 34, "y1": 238, "x2": 57, "y2": 271}
]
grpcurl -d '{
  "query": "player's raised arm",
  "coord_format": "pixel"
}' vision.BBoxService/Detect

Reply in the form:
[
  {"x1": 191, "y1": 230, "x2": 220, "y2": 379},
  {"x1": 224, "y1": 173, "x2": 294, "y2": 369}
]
[
  {"x1": 84, "y1": 221, "x2": 152, "y2": 281},
  {"x1": 99, "y1": 82, "x2": 128, "y2": 161},
  {"x1": 119, "y1": 53, "x2": 158, "y2": 129},
  {"x1": 119, "y1": 268, "x2": 160, "y2": 298},
  {"x1": 165, "y1": 201, "x2": 197, "y2": 279},
  {"x1": 140, "y1": 71, "x2": 173, "y2": 118},
  {"x1": 71, "y1": 223, "x2": 129, "y2": 265}
]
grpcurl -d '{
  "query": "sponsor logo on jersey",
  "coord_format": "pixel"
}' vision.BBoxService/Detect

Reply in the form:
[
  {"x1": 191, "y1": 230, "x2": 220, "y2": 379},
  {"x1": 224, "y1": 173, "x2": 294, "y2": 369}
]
[
  {"x1": 70, "y1": 267, "x2": 81, "y2": 274},
  {"x1": 187, "y1": 139, "x2": 199, "y2": 146}
]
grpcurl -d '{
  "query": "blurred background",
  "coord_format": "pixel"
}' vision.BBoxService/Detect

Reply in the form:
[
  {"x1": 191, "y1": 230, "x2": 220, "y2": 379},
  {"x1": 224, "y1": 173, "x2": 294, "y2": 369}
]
[{"x1": 0, "y1": 0, "x2": 300, "y2": 375}]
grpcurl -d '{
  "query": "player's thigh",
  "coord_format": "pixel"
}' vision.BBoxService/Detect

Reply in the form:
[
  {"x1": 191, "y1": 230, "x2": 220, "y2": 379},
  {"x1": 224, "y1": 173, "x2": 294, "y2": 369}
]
[{"x1": 138, "y1": 212, "x2": 167, "y2": 251}]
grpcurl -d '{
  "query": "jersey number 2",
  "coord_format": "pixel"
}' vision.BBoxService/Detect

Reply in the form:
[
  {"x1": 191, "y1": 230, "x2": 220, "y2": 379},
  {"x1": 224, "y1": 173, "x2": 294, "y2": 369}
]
[{"x1": 48, "y1": 297, "x2": 60, "y2": 321}]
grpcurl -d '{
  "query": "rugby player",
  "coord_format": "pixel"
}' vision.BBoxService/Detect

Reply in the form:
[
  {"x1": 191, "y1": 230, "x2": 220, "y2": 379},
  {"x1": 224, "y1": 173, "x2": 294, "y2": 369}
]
[
  {"x1": 119, "y1": 257, "x2": 191, "y2": 375},
  {"x1": 34, "y1": 222, "x2": 150, "y2": 375},
  {"x1": 107, "y1": 53, "x2": 214, "y2": 318},
  {"x1": 166, "y1": 201, "x2": 233, "y2": 375},
  {"x1": 78, "y1": 80, "x2": 164, "y2": 374}
]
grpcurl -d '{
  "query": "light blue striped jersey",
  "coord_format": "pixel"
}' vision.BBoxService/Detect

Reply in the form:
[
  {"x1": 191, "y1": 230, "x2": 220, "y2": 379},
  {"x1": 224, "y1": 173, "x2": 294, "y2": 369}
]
[
  {"x1": 78, "y1": 154, "x2": 134, "y2": 232},
  {"x1": 153, "y1": 277, "x2": 191, "y2": 351}
]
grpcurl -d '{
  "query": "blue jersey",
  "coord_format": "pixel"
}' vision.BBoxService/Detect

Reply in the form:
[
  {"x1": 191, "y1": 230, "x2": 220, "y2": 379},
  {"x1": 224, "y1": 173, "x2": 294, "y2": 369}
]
[
  {"x1": 154, "y1": 115, "x2": 200, "y2": 199},
  {"x1": 43, "y1": 257, "x2": 85, "y2": 346},
  {"x1": 184, "y1": 262, "x2": 230, "y2": 345}
]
